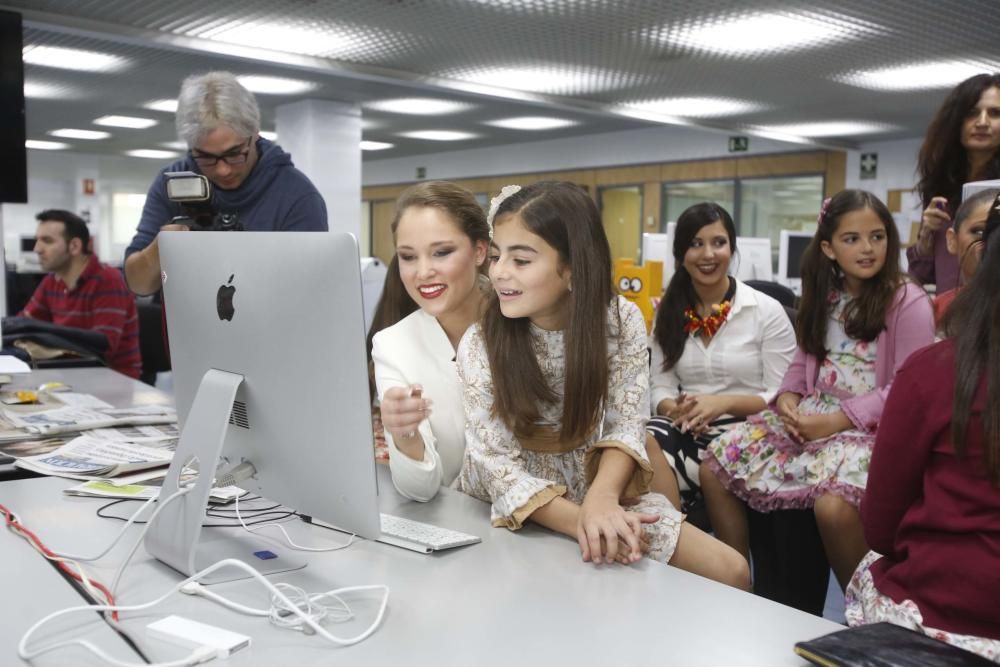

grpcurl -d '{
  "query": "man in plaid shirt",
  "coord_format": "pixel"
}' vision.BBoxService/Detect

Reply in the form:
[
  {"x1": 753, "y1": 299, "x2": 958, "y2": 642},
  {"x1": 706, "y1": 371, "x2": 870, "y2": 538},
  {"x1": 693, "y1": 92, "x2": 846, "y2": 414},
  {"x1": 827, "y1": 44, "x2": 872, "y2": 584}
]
[{"x1": 20, "y1": 210, "x2": 141, "y2": 379}]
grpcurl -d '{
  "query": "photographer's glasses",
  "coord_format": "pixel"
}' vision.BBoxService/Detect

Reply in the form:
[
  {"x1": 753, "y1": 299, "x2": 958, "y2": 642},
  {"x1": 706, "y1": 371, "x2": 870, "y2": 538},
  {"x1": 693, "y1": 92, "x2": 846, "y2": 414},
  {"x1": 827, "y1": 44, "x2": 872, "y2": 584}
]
[{"x1": 190, "y1": 137, "x2": 253, "y2": 168}]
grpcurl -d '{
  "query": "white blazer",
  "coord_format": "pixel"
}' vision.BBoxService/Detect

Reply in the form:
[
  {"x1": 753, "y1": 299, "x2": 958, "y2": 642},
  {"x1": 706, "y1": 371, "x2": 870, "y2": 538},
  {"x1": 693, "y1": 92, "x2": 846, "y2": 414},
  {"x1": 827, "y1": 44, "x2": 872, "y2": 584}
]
[{"x1": 372, "y1": 309, "x2": 465, "y2": 501}]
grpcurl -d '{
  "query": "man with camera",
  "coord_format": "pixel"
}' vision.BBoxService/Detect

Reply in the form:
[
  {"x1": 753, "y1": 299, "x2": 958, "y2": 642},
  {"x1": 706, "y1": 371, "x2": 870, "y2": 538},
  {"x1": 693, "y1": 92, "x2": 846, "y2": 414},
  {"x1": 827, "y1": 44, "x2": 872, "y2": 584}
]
[{"x1": 124, "y1": 71, "x2": 328, "y2": 295}]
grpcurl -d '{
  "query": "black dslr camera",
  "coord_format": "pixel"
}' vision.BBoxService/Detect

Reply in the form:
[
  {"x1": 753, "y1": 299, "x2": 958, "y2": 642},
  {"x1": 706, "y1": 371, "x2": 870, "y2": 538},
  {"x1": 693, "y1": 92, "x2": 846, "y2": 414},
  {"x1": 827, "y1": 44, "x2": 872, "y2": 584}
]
[{"x1": 164, "y1": 171, "x2": 242, "y2": 231}]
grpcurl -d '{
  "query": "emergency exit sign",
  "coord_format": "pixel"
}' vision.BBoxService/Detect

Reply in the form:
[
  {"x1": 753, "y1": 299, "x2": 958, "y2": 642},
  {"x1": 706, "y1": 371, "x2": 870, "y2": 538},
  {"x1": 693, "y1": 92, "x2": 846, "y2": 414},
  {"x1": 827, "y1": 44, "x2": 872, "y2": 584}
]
[{"x1": 728, "y1": 136, "x2": 749, "y2": 152}]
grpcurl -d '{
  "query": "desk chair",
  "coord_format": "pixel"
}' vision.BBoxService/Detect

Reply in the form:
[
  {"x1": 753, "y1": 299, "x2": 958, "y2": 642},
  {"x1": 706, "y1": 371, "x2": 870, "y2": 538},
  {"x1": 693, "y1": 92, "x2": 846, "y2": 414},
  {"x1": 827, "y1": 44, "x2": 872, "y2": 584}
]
[
  {"x1": 745, "y1": 279, "x2": 798, "y2": 310},
  {"x1": 137, "y1": 299, "x2": 170, "y2": 386}
]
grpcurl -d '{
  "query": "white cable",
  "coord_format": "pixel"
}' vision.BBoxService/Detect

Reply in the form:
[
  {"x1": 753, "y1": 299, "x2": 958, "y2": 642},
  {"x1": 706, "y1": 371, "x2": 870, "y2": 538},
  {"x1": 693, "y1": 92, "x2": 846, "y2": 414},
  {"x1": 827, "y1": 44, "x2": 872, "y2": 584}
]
[
  {"x1": 233, "y1": 493, "x2": 356, "y2": 552},
  {"x1": 109, "y1": 485, "x2": 194, "y2": 595},
  {"x1": 52, "y1": 494, "x2": 161, "y2": 562},
  {"x1": 19, "y1": 557, "x2": 390, "y2": 666},
  {"x1": 181, "y1": 580, "x2": 357, "y2": 631}
]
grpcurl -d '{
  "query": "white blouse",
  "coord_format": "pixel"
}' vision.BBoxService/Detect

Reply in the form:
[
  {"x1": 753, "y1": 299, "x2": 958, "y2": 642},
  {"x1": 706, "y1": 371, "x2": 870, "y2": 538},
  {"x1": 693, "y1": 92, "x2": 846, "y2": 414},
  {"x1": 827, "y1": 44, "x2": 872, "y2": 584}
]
[
  {"x1": 649, "y1": 279, "x2": 797, "y2": 415},
  {"x1": 372, "y1": 308, "x2": 466, "y2": 501}
]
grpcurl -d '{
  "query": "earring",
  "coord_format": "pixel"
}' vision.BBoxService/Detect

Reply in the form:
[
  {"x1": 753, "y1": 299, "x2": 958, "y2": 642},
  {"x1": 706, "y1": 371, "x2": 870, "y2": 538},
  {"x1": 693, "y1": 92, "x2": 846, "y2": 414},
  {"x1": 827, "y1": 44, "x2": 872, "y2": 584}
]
[{"x1": 568, "y1": 282, "x2": 573, "y2": 293}]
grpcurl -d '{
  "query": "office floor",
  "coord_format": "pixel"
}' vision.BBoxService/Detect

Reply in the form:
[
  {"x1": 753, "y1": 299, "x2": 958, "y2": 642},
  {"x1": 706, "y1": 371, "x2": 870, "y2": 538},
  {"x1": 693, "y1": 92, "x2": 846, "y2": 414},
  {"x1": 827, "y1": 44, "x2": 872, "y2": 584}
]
[{"x1": 824, "y1": 573, "x2": 847, "y2": 624}]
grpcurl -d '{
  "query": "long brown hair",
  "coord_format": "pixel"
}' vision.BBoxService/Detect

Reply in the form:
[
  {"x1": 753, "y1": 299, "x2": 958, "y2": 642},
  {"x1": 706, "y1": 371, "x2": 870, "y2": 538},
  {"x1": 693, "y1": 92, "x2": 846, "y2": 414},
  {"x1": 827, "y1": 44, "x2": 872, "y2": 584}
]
[
  {"x1": 484, "y1": 181, "x2": 616, "y2": 444},
  {"x1": 945, "y1": 193, "x2": 1000, "y2": 485},
  {"x1": 796, "y1": 190, "x2": 904, "y2": 360},
  {"x1": 653, "y1": 202, "x2": 737, "y2": 371},
  {"x1": 917, "y1": 73, "x2": 1000, "y2": 209},
  {"x1": 365, "y1": 181, "x2": 489, "y2": 395}
]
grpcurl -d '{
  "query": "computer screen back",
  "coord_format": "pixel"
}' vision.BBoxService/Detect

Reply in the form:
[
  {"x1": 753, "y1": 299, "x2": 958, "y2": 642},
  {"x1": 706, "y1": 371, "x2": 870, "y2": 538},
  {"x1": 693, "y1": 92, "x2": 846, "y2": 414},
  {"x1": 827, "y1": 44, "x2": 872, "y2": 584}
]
[{"x1": 159, "y1": 231, "x2": 380, "y2": 539}]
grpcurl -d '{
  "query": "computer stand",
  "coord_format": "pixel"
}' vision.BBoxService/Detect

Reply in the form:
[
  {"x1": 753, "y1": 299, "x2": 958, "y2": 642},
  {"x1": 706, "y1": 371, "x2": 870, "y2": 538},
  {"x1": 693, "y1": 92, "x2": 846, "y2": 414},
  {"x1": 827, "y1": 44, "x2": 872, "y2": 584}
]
[{"x1": 145, "y1": 369, "x2": 306, "y2": 584}]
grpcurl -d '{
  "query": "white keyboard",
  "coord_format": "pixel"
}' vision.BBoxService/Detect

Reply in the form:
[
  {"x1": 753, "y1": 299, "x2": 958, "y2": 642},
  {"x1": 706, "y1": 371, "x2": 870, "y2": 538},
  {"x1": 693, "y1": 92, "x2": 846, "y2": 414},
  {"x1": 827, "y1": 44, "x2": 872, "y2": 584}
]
[{"x1": 377, "y1": 513, "x2": 481, "y2": 553}]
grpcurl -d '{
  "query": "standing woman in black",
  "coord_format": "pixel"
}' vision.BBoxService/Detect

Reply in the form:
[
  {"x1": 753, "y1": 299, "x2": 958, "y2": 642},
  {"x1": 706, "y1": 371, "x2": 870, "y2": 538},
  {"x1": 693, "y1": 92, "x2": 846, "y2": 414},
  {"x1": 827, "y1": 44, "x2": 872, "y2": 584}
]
[{"x1": 908, "y1": 73, "x2": 1000, "y2": 293}]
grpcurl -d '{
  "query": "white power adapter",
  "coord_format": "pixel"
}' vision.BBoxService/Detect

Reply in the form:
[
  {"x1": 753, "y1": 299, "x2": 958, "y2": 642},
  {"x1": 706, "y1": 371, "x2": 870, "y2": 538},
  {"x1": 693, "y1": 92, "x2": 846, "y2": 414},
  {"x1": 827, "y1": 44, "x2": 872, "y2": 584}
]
[{"x1": 147, "y1": 615, "x2": 251, "y2": 659}]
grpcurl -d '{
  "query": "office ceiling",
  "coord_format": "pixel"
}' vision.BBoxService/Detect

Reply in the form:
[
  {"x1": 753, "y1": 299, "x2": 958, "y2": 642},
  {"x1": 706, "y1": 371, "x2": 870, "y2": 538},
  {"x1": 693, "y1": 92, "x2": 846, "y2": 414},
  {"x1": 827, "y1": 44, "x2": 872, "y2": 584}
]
[{"x1": 7, "y1": 0, "x2": 1000, "y2": 162}]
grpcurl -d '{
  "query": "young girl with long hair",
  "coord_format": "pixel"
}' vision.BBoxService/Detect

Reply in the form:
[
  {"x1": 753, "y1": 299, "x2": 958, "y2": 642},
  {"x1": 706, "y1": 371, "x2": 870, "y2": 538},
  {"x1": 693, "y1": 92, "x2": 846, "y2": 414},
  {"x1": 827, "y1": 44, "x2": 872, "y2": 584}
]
[
  {"x1": 908, "y1": 73, "x2": 1000, "y2": 292},
  {"x1": 700, "y1": 189, "x2": 935, "y2": 590},
  {"x1": 845, "y1": 193, "x2": 1000, "y2": 661},
  {"x1": 456, "y1": 181, "x2": 749, "y2": 587},
  {"x1": 647, "y1": 202, "x2": 796, "y2": 513},
  {"x1": 369, "y1": 181, "x2": 490, "y2": 501}
]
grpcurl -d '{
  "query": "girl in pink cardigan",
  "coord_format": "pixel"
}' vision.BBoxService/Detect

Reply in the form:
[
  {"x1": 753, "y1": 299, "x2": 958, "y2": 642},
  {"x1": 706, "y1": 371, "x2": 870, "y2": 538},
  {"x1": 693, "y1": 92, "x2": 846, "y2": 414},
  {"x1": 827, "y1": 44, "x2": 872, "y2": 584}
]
[{"x1": 700, "y1": 190, "x2": 935, "y2": 591}]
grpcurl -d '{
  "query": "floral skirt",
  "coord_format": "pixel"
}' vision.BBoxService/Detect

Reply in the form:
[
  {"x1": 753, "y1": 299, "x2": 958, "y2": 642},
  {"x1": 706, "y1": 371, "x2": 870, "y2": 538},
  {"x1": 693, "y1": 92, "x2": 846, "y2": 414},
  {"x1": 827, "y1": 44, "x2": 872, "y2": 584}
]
[
  {"x1": 845, "y1": 551, "x2": 1000, "y2": 663},
  {"x1": 632, "y1": 492, "x2": 684, "y2": 564},
  {"x1": 701, "y1": 391, "x2": 873, "y2": 511}
]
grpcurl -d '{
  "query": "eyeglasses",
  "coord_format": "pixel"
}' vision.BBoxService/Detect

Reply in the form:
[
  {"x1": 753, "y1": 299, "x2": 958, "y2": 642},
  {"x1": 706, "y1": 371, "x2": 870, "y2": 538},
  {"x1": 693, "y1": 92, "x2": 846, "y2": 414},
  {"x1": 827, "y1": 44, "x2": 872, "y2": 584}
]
[{"x1": 190, "y1": 137, "x2": 253, "y2": 168}]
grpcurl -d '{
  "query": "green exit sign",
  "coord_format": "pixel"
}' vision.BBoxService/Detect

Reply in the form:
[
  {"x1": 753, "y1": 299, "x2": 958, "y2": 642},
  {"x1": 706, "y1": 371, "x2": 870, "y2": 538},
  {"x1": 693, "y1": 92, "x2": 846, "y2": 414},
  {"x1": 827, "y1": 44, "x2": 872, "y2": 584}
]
[{"x1": 728, "y1": 136, "x2": 749, "y2": 152}]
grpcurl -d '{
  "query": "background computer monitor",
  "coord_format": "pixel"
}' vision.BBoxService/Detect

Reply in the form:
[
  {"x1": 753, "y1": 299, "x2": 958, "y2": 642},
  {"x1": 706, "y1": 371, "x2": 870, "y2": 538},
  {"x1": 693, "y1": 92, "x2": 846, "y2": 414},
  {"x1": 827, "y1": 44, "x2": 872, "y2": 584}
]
[
  {"x1": 733, "y1": 236, "x2": 773, "y2": 282},
  {"x1": 148, "y1": 232, "x2": 380, "y2": 580},
  {"x1": 641, "y1": 222, "x2": 676, "y2": 291},
  {"x1": 777, "y1": 230, "x2": 814, "y2": 294}
]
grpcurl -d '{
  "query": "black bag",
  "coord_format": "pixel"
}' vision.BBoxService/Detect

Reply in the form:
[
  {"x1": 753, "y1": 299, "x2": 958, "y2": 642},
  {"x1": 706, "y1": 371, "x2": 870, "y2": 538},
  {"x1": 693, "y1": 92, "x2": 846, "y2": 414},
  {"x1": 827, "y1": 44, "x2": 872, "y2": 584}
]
[{"x1": 794, "y1": 623, "x2": 995, "y2": 667}]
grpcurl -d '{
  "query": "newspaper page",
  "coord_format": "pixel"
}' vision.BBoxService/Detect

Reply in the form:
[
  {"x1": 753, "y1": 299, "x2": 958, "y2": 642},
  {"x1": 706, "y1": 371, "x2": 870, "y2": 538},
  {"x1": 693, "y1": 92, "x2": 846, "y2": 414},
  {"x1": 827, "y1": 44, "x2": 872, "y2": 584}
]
[
  {"x1": 8, "y1": 405, "x2": 177, "y2": 436},
  {"x1": 15, "y1": 433, "x2": 176, "y2": 480}
]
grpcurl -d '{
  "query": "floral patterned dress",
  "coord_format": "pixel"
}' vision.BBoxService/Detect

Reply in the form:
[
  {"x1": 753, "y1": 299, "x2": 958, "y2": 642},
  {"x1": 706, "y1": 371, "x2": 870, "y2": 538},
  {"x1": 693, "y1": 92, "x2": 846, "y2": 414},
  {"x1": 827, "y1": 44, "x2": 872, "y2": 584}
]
[
  {"x1": 702, "y1": 294, "x2": 877, "y2": 510},
  {"x1": 456, "y1": 297, "x2": 684, "y2": 563},
  {"x1": 846, "y1": 551, "x2": 1000, "y2": 662}
]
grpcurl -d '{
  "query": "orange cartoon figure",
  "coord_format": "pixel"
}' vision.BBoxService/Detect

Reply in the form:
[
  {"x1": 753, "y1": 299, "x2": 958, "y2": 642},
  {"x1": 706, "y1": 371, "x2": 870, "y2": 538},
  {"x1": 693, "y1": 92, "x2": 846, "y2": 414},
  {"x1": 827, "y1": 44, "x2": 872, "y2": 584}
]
[{"x1": 614, "y1": 258, "x2": 662, "y2": 334}]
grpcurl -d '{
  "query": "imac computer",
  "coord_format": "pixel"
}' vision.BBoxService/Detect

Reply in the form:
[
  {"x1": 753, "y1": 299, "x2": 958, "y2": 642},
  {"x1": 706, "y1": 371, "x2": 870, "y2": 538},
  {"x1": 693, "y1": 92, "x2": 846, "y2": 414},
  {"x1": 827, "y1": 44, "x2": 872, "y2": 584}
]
[
  {"x1": 146, "y1": 232, "x2": 381, "y2": 583},
  {"x1": 733, "y1": 236, "x2": 773, "y2": 282},
  {"x1": 777, "y1": 230, "x2": 814, "y2": 295}
]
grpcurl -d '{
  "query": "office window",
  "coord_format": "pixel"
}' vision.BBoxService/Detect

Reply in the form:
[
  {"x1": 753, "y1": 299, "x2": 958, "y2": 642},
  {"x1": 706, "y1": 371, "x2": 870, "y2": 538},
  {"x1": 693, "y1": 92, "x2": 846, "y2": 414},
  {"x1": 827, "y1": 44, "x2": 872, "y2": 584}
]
[
  {"x1": 111, "y1": 193, "x2": 146, "y2": 245},
  {"x1": 739, "y1": 175, "x2": 823, "y2": 272},
  {"x1": 600, "y1": 185, "x2": 642, "y2": 261},
  {"x1": 663, "y1": 180, "x2": 736, "y2": 229}
]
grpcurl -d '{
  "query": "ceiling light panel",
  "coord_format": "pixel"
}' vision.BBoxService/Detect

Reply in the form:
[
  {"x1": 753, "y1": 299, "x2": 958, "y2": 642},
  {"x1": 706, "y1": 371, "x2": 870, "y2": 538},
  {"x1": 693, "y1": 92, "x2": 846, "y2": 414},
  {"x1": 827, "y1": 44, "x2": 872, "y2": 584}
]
[
  {"x1": 23, "y1": 80, "x2": 71, "y2": 99},
  {"x1": 160, "y1": 141, "x2": 188, "y2": 150},
  {"x1": 144, "y1": 99, "x2": 179, "y2": 113},
  {"x1": 236, "y1": 75, "x2": 317, "y2": 95},
  {"x1": 193, "y1": 22, "x2": 358, "y2": 59},
  {"x1": 26, "y1": 140, "x2": 70, "y2": 151},
  {"x1": 838, "y1": 61, "x2": 993, "y2": 91},
  {"x1": 259, "y1": 131, "x2": 278, "y2": 141},
  {"x1": 366, "y1": 98, "x2": 472, "y2": 115},
  {"x1": 400, "y1": 130, "x2": 478, "y2": 141},
  {"x1": 486, "y1": 116, "x2": 578, "y2": 130},
  {"x1": 94, "y1": 115, "x2": 158, "y2": 129},
  {"x1": 49, "y1": 129, "x2": 112, "y2": 140},
  {"x1": 626, "y1": 97, "x2": 763, "y2": 118},
  {"x1": 22, "y1": 45, "x2": 129, "y2": 72},
  {"x1": 758, "y1": 121, "x2": 894, "y2": 137},
  {"x1": 126, "y1": 149, "x2": 180, "y2": 159},
  {"x1": 361, "y1": 140, "x2": 394, "y2": 151},
  {"x1": 653, "y1": 11, "x2": 874, "y2": 56},
  {"x1": 440, "y1": 65, "x2": 623, "y2": 96}
]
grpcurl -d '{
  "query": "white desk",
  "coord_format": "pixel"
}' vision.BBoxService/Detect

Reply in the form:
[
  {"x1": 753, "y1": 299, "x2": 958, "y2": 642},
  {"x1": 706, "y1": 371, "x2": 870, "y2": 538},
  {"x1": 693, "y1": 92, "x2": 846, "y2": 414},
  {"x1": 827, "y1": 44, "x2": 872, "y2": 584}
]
[{"x1": 0, "y1": 369, "x2": 840, "y2": 666}]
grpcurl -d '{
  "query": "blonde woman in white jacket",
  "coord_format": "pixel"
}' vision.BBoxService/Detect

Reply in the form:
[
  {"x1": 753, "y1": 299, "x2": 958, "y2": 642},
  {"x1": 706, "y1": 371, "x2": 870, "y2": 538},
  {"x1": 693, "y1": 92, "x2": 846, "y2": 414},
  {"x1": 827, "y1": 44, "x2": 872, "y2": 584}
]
[{"x1": 370, "y1": 182, "x2": 490, "y2": 501}]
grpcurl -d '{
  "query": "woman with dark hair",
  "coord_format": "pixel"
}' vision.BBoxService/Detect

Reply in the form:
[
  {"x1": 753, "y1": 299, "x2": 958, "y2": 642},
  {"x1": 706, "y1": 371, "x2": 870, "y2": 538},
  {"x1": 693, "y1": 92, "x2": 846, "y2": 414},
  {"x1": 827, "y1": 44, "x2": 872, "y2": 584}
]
[
  {"x1": 647, "y1": 202, "x2": 796, "y2": 512},
  {"x1": 369, "y1": 181, "x2": 490, "y2": 501},
  {"x1": 701, "y1": 190, "x2": 935, "y2": 590},
  {"x1": 456, "y1": 181, "x2": 749, "y2": 587},
  {"x1": 845, "y1": 193, "x2": 1000, "y2": 661},
  {"x1": 909, "y1": 73, "x2": 1000, "y2": 292}
]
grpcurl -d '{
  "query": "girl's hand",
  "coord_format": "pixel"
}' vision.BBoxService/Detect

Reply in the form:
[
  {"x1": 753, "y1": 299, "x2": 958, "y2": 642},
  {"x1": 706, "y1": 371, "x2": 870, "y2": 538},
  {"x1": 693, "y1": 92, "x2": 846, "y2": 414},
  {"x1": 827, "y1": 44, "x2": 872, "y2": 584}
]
[
  {"x1": 782, "y1": 411, "x2": 851, "y2": 443},
  {"x1": 380, "y1": 385, "x2": 432, "y2": 442},
  {"x1": 577, "y1": 490, "x2": 657, "y2": 565},
  {"x1": 775, "y1": 392, "x2": 802, "y2": 421},
  {"x1": 677, "y1": 395, "x2": 730, "y2": 435}
]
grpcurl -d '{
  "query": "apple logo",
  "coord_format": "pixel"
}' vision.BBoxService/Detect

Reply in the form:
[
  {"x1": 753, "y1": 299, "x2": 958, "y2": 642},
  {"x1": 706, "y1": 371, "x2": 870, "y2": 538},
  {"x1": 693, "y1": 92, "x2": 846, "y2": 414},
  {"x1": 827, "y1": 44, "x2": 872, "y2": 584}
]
[{"x1": 217, "y1": 274, "x2": 236, "y2": 321}]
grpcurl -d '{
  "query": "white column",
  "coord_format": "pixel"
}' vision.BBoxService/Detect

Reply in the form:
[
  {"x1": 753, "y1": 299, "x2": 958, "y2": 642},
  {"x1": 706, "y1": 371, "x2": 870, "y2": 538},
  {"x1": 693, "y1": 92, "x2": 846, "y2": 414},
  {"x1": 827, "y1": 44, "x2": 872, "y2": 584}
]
[{"x1": 275, "y1": 99, "x2": 361, "y2": 240}]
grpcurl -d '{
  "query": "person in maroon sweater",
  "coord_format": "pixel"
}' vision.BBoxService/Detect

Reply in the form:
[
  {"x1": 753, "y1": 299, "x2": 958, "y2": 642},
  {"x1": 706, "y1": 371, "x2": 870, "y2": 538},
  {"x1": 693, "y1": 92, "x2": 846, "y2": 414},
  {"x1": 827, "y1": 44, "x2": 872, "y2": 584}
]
[
  {"x1": 20, "y1": 210, "x2": 142, "y2": 379},
  {"x1": 846, "y1": 192, "x2": 1000, "y2": 662},
  {"x1": 932, "y1": 188, "x2": 997, "y2": 327}
]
